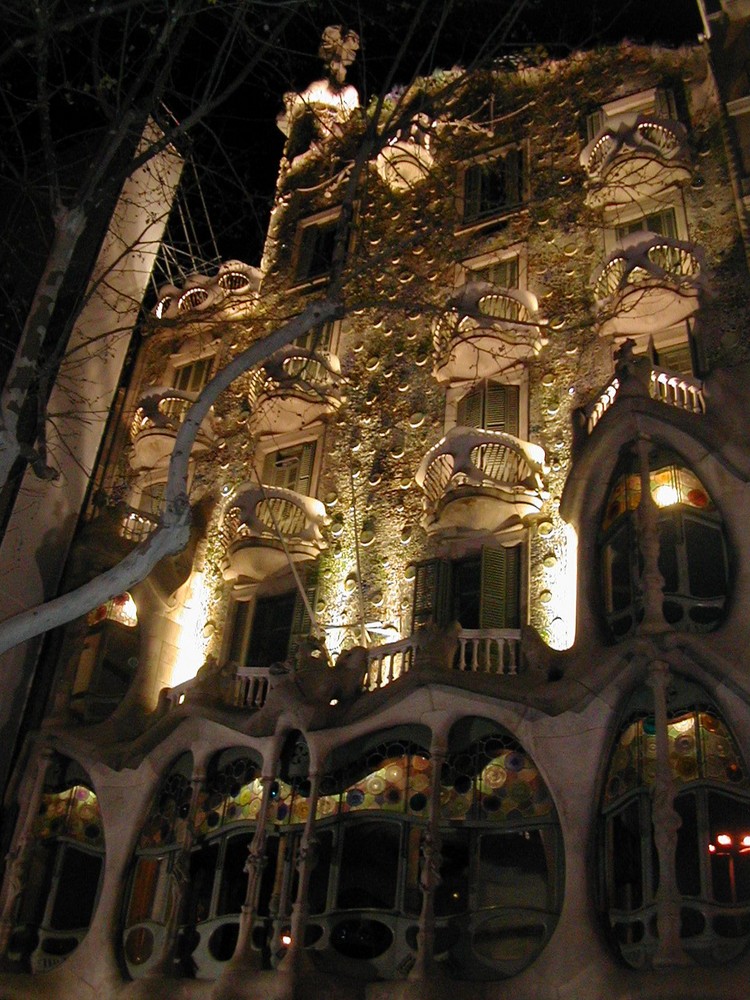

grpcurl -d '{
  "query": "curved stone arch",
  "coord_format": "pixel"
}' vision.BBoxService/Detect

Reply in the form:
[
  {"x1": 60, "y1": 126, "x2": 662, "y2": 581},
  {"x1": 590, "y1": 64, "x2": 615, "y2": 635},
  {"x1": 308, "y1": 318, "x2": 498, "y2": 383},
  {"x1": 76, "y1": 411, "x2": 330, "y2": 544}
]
[
  {"x1": 5, "y1": 753, "x2": 106, "y2": 975},
  {"x1": 598, "y1": 674, "x2": 750, "y2": 968},
  {"x1": 561, "y1": 404, "x2": 746, "y2": 653}
]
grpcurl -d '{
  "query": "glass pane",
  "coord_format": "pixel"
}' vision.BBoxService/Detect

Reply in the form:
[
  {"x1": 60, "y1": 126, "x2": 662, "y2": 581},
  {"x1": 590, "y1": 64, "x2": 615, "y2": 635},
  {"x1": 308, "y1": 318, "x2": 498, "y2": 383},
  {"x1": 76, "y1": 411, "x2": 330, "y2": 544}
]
[
  {"x1": 245, "y1": 592, "x2": 296, "y2": 669},
  {"x1": 50, "y1": 848, "x2": 102, "y2": 930},
  {"x1": 675, "y1": 793, "x2": 701, "y2": 896},
  {"x1": 126, "y1": 857, "x2": 162, "y2": 926},
  {"x1": 684, "y1": 518, "x2": 726, "y2": 598},
  {"x1": 708, "y1": 792, "x2": 750, "y2": 904},
  {"x1": 603, "y1": 523, "x2": 632, "y2": 613},
  {"x1": 610, "y1": 799, "x2": 643, "y2": 909},
  {"x1": 337, "y1": 821, "x2": 400, "y2": 910},
  {"x1": 188, "y1": 842, "x2": 219, "y2": 924},
  {"x1": 435, "y1": 829, "x2": 471, "y2": 916},
  {"x1": 217, "y1": 834, "x2": 253, "y2": 916},
  {"x1": 308, "y1": 829, "x2": 333, "y2": 915},
  {"x1": 477, "y1": 830, "x2": 551, "y2": 911},
  {"x1": 657, "y1": 513, "x2": 680, "y2": 593}
]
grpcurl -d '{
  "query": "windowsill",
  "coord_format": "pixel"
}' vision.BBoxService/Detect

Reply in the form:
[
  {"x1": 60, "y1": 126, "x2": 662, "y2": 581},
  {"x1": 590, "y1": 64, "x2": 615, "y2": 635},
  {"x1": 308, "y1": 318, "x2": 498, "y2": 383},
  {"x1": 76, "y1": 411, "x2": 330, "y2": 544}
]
[
  {"x1": 455, "y1": 205, "x2": 528, "y2": 238},
  {"x1": 287, "y1": 273, "x2": 331, "y2": 294}
]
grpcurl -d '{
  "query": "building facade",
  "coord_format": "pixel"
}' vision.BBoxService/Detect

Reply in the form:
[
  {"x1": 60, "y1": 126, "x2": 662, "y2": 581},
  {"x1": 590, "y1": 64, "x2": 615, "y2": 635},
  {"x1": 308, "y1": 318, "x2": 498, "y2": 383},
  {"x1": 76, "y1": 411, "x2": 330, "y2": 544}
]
[{"x1": 2, "y1": 13, "x2": 750, "y2": 1000}]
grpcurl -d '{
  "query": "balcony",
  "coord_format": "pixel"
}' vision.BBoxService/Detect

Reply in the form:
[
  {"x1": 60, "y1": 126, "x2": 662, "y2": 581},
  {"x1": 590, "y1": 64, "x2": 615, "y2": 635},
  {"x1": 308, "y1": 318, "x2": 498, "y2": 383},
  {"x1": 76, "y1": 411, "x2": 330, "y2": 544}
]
[
  {"x1": 219, "y1": 485, "x2": 329, "y2": 597},
  {"x1": 433, "y1": 282, "x2": 545, "y2": 384},
  {"x1": 416, "y1": 426, "x2": 547, "y2": 534},
  {"x1": 581, "y1": 115, "x2": 691, "y2": 208},
  {"x1": 583, "y1": 365, "x2": 706, "y2": 435},
  {"x1": 129, "y1": 388, "x2": 215, "y2": 470},
  {"x1": 593, "y1": 233, "x2": 707, "y2": 338},
  {"x1": 247, "y1": 347, "x2": 343, "y2": 435},
  {"x1": 374, "y1": 116, "x2": 434, "y2": 191}
]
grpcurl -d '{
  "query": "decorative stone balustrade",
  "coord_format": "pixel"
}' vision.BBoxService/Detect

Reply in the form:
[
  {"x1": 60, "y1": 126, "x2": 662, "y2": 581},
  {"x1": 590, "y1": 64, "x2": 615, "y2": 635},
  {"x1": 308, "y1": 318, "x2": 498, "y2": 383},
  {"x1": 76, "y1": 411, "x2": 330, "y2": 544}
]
[
  {"x1": 129, "y1": 388, "x2": 215, "y2": 470},
  {"x1": 247, "y1": 346, "x2": 343, "y2": 435},
  {"x1": 416, "y1": 426, "x2": 547, "y2": 534},
  {"x1": 593, "y1": 233, "x2": 707, "y2": 337},
  {"x1": 152, "y1": 260, "x2": 260, "y2": 320},
  {"x1": 374, "y1": 116, "x2": 434, "y2": 191},
  {"x1": 581, "y1": 115, "x2": 691, "y2": 207},
  {"x1": 583, "y1": 365, "x2": 706, "y2": 435},
  {"x1": 433, "y1": 281, "x2": 545, "y2": 383},
  {"x1": 220, "y1": 485, "x2": 329, "y2": 596}
]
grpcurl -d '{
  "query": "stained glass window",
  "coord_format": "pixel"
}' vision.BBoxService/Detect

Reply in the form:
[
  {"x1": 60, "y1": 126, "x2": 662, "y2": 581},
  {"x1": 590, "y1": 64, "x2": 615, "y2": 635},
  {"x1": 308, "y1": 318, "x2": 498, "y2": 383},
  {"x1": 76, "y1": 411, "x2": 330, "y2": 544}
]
[{"x1": 601, "y1": 683, "x2": 750, "y2": 967}]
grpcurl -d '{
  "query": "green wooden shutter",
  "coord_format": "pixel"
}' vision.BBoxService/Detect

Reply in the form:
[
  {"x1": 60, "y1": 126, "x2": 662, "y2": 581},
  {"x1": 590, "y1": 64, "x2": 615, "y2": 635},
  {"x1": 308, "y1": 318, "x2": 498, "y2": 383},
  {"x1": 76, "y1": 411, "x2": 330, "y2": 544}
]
[
  {"x1": 479, "y1": 545, "x2": 520, "y2": 628},
  {"x1": 294, "y1": 440, "x2": 315, "y2": 495},
  {"x1": 227, "y1": 601, "x2": 250, "y2": 664},
  {"x1": 288, "y1": 564, "x2": 319, "y2": 658},
  {"x1": 484, "y1": 383, "x2": 519, "y2": 436},
  {"x1": 411, "y1": 560, "x2": 451, "y2": 631},
  {"x1": 457, "y1": 386, "x2": 482, "y2": 428}
]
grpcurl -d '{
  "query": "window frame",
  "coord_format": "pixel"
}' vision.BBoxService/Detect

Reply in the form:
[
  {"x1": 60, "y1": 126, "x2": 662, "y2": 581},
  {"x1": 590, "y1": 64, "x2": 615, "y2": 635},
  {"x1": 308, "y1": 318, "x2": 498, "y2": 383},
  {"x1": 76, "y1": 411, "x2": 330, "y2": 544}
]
[
  {"x1": 291, "y1": 208, "x2": 343, "y2": 288},
  {"x1": 456, "y1": 142, "x2": 528, "y2": 234}
]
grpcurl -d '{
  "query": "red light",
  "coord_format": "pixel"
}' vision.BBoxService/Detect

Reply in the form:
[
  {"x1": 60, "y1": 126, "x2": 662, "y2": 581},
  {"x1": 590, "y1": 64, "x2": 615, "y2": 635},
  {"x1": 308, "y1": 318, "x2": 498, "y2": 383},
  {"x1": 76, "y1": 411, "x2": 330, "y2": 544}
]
[{"x1": 717, "y1": 834, "x2": 732, "y2": 846}]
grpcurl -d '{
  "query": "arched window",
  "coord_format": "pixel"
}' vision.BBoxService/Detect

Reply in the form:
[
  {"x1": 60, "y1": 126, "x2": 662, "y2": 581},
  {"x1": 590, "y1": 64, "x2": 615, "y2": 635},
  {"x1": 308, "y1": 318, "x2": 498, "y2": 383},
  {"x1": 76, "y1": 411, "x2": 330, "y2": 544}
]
[
  {"x1": 122, "y1": 751, "x2": 193, "y2": 976},
  {"x1": 600, "y1": 680, "x2": 750, "y2": 966},
  {"x1": 301, "y1": 726, "x2": 433, "y2": 980},
  {"x1": 299, "y1": 721, "x2": 561, "y2": 982},
  {"x1": 599, "y1": 444, "x2": 729, "y2": 640},
  {"x1": 438, "y1": 718, "x2": 563, "y2": 979},
  {"x1": 7, "y1": 755, "x2": 105, "y2": 973}
]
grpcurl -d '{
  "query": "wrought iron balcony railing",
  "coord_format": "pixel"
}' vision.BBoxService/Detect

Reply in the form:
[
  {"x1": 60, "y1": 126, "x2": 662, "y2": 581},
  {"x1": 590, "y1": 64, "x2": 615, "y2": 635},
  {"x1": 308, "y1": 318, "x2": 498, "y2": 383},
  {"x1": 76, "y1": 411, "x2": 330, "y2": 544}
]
[
  {"x1": 581, "y1": 115, "x2": 691, "y2": 206},
  {"x1": 129, "y1": 388, "x2": 214, "y2": 470},
  {"x1": 433, "y1": 282, "x2": 545, "y2": 383},
  {"x1": 247, "y1": 347, "x2": 343, "y2": 434},
  {"x1": 416, "y1": 426, "x2": 547, "y2": 533},
  {"x1": 219, "y1": 484, "x2": 329, "y2": 593},
  {"x1": 593, "y1": 233, "x2": 707, "y2": 337}
]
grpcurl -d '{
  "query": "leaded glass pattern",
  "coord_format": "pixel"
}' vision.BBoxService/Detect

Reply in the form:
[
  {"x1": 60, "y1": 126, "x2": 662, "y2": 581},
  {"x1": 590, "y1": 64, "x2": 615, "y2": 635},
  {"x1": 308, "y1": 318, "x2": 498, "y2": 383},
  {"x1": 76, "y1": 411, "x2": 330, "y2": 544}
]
[
  {"x1": 604, "y1": 709, "x2": 749, "y2": 806},
  {"x1": 193, "y1": 755, "x2": 263, "y2": 835},
  {"x1": 441, "y1": 732, "x2": 553, "y2": 822},
  {"x1": 139, "y1": 767, "x2": 192, "y2": 849},
  {"x1": 35, "y1": 785, "x2": 104, "y2": 848},
  {"x1": 602, "y1": 465, "x2": 712, "y2": 533},
  {"x1": 318, "y1": 739, "x2": 432, "y2": 820}
]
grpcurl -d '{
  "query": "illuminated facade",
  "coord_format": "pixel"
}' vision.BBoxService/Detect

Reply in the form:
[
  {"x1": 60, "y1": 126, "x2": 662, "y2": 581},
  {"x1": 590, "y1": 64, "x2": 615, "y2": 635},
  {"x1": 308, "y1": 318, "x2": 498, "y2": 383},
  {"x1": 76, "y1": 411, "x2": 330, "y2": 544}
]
[{"x1": 3, "y1": 13, "x2": 750, "y2": 1000}]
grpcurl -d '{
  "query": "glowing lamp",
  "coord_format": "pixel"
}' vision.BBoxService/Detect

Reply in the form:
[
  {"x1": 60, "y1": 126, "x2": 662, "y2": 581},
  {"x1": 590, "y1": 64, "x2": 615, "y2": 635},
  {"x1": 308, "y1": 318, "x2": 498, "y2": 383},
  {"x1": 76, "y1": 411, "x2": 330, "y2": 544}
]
[
  {"x1": 281, "y1": 932, "x2": 292, "y2": 947},
  {"x1": 653, "y1": 483, "x2": 679, "y2": 508},
  {"x1": 717, "y1": 833, "x2": 732, "y2": 846}
]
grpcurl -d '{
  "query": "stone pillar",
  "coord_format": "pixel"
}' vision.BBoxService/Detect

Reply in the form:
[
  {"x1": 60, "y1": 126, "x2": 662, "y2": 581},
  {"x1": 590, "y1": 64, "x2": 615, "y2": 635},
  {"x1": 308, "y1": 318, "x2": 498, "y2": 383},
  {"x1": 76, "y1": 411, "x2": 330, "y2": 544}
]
[
  {"x1": 0, "y1": 745, "x2": 53, "y2": 956},
  {"x1": 277, "y1": 771, "x2": 321, "y2": 988},
  {"x1": 226, "y1": 771, "x2": 277, "y2": 972},
  {"x1": 409, "y1": 746, "x2": 446, "y2": 981},
  {"x1": 648, "y1": 658, "x2": 688, "y2": 967},
  {"x1": 636, "y1": 438, "x2": 667, "y2": 636}
]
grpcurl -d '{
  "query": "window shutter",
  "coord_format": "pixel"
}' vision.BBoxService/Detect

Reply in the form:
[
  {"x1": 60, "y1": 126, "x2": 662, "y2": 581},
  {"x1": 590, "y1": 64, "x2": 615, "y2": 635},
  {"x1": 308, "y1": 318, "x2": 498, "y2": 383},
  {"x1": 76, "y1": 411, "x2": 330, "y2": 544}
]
[
  {"x1": 585, "y1": 109, "x2": 605, "y2": 143},
  {"x1": 463, "y1": 164, "x2": 481, "y2": 222},
  {"x1": 289, "y1": 565, "x2": 319, "y2": 657},
  {"x1": 457, "y1": 386, "x2": 482, "y2": 428},
  {"x1": 295, "y1": 440, "x2": 315, "y2": 495},
  {"x1": 480, "y1": 545, "x2": 520, "y2": 629},
  {"x1": 484, "y1": 383, "x2": 519, "y2": 436},
  {"x1": 506, "y1": 146, "x2": 522, "y2": 205},
  {"x1": 227, "y1": 601, "x2": 250, "y2": 664},
  {"x1": 411, "y1": 560, "x2": 451, "y2": 631}
]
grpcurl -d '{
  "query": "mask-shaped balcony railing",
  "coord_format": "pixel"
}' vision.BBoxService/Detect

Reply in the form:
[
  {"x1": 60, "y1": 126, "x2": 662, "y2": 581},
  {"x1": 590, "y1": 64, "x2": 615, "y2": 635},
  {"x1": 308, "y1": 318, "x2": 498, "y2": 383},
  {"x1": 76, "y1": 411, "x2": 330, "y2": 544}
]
[
  {"x1": 581, "y1": 115, "x2": 691, "y2": 207},
  {"x1": 593, "y1": 233, "x2": 707, "y2": 337},
  {"x1": 374, "y1": 115, "x2": 434, "y2": 191},
  {"x1": 118, "y1": 506, "x2": 159, "y2": 543},
  {"x1": 582, "y1": 365, "x2": 706, "y2": 435},
  {"x1": 416, "y1": 426, "x2": 547, "y2": 534},
  {"x1": 433, "y1": 282, "x2": 545, "y2": 384},
  {"x1": 220, "y1": 485, "x2": 329, "y2": 597},
  {"x1": 129, "y1": 388, "x2": 215, "y2": 471},
  {"x1": 246, "y1": 346, "x2": 343, "y2": 435}
]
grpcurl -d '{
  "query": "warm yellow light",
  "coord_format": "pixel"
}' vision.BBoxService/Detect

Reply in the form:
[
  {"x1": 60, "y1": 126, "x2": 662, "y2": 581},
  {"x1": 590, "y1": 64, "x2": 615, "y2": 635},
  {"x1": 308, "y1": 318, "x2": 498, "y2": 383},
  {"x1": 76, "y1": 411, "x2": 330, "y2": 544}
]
[
  {"x1": 170, "y1": 571, "x2": 211, "y2": 687},
  {"x1": 717, "y1": 833, "x2": 732, "y2": 846},
  {"x1": 541, "y1": 523, "x2": 578, "y2": 651},
  {"x1": 281, "y1": 932, "x2": 292, "y2": 946},
  {"x1": 653, "y1": 483, "x2": 679, "y2": 508}
]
